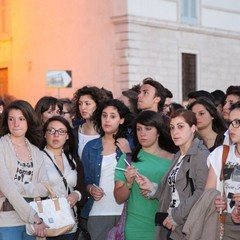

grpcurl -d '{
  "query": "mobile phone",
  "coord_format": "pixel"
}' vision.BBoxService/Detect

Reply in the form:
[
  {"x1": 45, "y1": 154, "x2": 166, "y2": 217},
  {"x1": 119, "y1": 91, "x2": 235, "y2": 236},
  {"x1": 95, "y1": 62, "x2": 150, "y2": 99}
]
[
  {"x1": 227, "y1": 192, "x2": 234, "y2": 199},
  {"x1": 155, "y1": 212, "x2": 168, "y2": 226},
  {"x1": 228, "y1": 192, "x2": 235, "y2": 208}
]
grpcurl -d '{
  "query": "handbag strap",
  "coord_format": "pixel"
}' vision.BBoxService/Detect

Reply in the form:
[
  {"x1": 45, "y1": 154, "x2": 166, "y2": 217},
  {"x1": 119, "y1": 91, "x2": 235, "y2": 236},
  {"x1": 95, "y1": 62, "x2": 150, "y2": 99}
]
[
  {"x1": 220, "y1": 145, "x2": 230, "y2": 182},
  {"x1": 219, "y1": 145, "x2": 230, "y2": 233},
  {"x1": 43, "y1": 150, "x2": 77, "y2": 218},
  {"x1": 43, "y1": 150, "x2": 70, "y2": 194}
]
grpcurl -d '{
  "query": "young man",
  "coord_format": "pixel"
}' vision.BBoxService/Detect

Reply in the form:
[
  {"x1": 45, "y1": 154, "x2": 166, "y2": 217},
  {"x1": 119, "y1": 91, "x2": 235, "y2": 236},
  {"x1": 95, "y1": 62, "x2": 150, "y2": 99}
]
[
  {"x1": 163, "y1": 88, "x2": 173, "y2": 115},
  {"x1": 137, "y1": 77, "x2": 166, "y2": 112}
]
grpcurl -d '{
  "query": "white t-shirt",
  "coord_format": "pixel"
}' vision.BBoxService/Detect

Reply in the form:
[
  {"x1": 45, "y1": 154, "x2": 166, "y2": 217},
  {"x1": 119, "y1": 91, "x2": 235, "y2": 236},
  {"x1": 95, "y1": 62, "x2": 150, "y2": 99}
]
[
  {"x1": 89, "y1": 153, "x2": 124, "y2": 216},
  {"x1": 208, "y1": 144, "x2": 240, "y2": 213},
  {"x1": 78, "y1": 132, "x2": 99, "y2": 159},
  {"x1": 14, "y1": 160, "x2": 33, "y2": 184},
  {"x1": 168, "y1": 155, "x2": 185, "y2": 209}
]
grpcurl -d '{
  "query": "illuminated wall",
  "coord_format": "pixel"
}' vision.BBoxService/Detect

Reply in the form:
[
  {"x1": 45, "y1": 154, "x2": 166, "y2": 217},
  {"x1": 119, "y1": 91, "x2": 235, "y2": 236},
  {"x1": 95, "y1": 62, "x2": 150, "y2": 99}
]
[
  {"x1": 1, "y1": 0, "x2": 120, "y2": 105},
  {"x1": 1, "y1": 0, "x2": 240, "y2": 105}
]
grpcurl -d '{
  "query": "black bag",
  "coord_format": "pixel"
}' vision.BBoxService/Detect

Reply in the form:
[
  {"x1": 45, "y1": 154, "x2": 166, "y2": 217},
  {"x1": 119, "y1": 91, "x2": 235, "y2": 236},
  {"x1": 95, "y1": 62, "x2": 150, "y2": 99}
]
[
  {"x1": 74, "y1": 224, "x2": 91, "y2": 240},
  {"x1": 1, "y1": 198, "x2": 14, "y2": 211}
]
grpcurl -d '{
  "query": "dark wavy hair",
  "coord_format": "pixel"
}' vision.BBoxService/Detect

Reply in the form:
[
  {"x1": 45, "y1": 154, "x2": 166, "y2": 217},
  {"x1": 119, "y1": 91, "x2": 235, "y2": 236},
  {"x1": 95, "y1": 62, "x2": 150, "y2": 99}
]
[
  {"x1": 93, "y1": 99, "x2": 133, "y2": 140},
  {"x1": 72, "y1": 86, "x2": 109, "y2": 120},
  {"x1": 132, "y1": 111, "x2": 178, "y2": 162},
  {"x1": 42, "y1": 116, "x2": 76, "y2": 170},
  {"x1": 1, "y1": 100, "x2": 43, "y2": 148}
]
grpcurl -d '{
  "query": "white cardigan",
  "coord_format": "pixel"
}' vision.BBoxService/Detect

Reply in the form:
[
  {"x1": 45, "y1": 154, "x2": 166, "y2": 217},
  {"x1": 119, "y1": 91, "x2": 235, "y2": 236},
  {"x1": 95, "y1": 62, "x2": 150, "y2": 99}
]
[{"x1": 0, "y1": 135, "x2": 49, "y2": 227}]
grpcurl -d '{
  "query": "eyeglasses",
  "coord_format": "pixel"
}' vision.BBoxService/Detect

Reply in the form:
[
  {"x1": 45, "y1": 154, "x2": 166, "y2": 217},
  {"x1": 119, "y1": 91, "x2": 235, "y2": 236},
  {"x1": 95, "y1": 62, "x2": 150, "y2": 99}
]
[
  {"x1": 229, "y1": 119, "x2": 240, "y2": 128},
  {"x1": 46, "y1": 128, "x2": 67, "y2": 135},
  {"x1": 163, "y1": 104, "x2": 171, "y2": 109},
  {"x1": 61, "y1": 111, "x2": 70, "y2": 116}
]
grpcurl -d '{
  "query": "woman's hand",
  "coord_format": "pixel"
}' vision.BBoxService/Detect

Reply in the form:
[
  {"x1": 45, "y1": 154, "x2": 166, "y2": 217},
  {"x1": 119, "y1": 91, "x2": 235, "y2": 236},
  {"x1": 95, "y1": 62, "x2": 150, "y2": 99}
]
[
  {"x1": 89, "y1": 185, "x2": 105, "y2": 201},
  {"x1": 135, "y1": 174, "x2": 154, "y2": 192},
  {"x1": 33, "y1": 215, "x2": 49, "y2": 237},
  {"x1": 67, "y1": 192, "x2": 79, "y2": 208},
  {"x1": 124, "y1": 166, "x2": 138, "y2": 187},
  {"x1": 214, "y1": 195, "x2": 227, "y2": 213},
  {"x1": 232, "y1": 205, "x2": 240, "y2": 223},
  {"x1": 115, "y1": 138, "x2": 131, "y2": 153},
  {"x1": 163, "y1": 216, "x2": 176, "y2": 231}
]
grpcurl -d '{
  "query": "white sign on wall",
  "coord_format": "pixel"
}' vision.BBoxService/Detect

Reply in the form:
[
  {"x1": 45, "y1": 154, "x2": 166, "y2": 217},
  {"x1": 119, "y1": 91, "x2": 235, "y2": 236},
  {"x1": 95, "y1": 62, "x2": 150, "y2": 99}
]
[{"x1": 46, "y1": 70, "x2": 72, "y2": 88}]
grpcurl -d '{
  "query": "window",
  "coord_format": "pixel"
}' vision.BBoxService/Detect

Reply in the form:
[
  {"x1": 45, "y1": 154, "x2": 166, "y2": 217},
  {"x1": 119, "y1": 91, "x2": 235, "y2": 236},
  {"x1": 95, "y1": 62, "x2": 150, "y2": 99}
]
[
  {"x1": 0, "y1": 0, "x2": 10, "y2": 38},
  {"x1": 181, "y1": 0, "x2": 197, "y2": 25},
  {"x1": 182, "y1": 53, "x2": 196, "y2": 101}
]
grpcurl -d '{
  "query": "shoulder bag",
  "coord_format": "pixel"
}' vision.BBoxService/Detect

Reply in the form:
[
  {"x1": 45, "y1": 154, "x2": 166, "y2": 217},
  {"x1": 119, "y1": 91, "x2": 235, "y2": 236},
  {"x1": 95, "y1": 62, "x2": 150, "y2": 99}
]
[
  {"x1": 107, "y1": 153, "x2": 132, "y2": 240},
  {"x1": 26, "y1": 182, "x2": 75, "y2": 236}
]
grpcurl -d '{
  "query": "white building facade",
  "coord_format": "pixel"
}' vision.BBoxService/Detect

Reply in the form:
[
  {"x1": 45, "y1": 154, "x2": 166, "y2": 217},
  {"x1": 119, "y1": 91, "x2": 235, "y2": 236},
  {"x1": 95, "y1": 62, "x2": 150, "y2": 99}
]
[
  {"x1": 0, "y1": 0, "x2": 240, "y2": 104},
  {"x1": 112, "y1": 0, "x2": 240, "y2": 101}
]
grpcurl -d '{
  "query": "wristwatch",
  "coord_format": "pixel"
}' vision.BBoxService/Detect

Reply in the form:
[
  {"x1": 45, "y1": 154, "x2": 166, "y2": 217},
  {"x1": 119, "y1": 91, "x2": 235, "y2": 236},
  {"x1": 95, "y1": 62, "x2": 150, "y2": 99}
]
[{"x1": 33, "y1": 217, "x2": 43, "y2": 225}]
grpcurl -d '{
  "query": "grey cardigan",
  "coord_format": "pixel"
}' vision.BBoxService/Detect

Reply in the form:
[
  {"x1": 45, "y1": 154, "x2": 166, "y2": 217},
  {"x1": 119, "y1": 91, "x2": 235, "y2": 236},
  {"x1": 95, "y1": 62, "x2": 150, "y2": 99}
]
[
  {"x1": 182, "y1": 188, "x2": 220, "y2": 240},
  {"x1": 154, "y1": 138, "x2": 209, "y2": 240},
  {"x1": 0, "y1": 135, "x2": 49, "y2": 226}
]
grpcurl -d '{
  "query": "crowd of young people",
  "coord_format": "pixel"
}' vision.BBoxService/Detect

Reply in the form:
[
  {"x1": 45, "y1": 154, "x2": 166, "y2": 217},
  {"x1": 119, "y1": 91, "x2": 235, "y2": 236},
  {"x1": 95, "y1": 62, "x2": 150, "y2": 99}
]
[{"x1": 0, "y1": 79, "x2": 240, "y2": 240}]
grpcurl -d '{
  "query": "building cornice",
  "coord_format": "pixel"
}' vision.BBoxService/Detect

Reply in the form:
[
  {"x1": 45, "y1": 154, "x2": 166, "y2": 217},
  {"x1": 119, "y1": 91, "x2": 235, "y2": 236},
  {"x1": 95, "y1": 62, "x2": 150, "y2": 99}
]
[{"x1": 111, "y1": 15, "x2": 240, "y2": 40}]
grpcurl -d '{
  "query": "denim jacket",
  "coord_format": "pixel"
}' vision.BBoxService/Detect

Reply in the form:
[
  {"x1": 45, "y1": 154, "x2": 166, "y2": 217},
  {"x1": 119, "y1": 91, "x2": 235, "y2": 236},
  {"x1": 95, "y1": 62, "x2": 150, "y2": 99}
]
[{"x1": 80, "y1": 135, "x2": 133, "y2": 219}]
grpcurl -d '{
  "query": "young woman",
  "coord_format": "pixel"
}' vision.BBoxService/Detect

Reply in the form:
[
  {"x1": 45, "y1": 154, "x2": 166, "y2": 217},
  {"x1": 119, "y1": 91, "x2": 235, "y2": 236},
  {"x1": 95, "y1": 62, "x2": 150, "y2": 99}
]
[
  {"x1": 81, "y1": 99, "x2": 133, "y2": 240},
  {"x1": 72, "y1": 86, "x2": 109, "y2": 159},
  {"x1": 188, "y1": 97, "x2": 227, "y2": 151},
  {"x1": 114, "y1": 110, "x2": 177, "y2": 240},
  {"x1": 205, "y1": 101, "x2": 240, "y2": 239},
  {"x1": 0, "y1": 100, "x2": 49, "y2": 239},
  {"x1": 35, "y1": 96, "x2": 62, "y2": 125},
  {"x1": 42, "y1": 116, "x2": 87, "y2": 240},
  {"x1": 59, "y1": 98, "x2": 74, "y2": 128},
  {"x1": 136, "y1": 109, "x2": 209, "y2": 240}
]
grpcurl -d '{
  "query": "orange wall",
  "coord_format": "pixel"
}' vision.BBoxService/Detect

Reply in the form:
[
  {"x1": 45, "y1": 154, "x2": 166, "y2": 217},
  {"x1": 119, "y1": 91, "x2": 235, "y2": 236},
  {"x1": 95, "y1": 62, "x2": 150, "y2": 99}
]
[{"x1": 10, "y1": 0, "x2": 119, "y2": 106}]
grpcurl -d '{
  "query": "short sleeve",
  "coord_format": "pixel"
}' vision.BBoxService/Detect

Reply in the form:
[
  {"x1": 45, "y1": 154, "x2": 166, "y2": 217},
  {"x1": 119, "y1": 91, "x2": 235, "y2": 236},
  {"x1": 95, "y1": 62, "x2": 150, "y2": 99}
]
[{"x1": 114, "y1": 153, "x2": 127, "y2": 182}]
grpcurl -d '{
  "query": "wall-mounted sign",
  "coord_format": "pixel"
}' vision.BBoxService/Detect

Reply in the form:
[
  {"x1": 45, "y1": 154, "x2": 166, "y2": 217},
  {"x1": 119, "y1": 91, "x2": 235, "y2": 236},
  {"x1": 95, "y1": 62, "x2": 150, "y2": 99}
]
[{"x1": 46, "y1": 70, "x2": 72, "y2": 88}]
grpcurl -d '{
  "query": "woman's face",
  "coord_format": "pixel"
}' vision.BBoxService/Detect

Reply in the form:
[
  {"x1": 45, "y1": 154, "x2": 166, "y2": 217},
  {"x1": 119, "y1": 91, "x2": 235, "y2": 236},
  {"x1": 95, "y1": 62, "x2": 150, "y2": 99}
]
[
  {"x1": 101, "y1": 106, "x2": 124, "y2": 135},
  {"x1": 136, "y1": 123, "x2": 158, "y2": 149},
  {"x1": 45, "y1": 120, "x2": 68, "y2": 150},
  {"x1": 61, "y1": 104, "x2": 73, "y2": 127},
  {"x1": 228, "y1": 108, "x2": 240, "y2": 144},
  {"x1": 42, "y1": 105, "x2": 61, "y2": 124},
  {"x1": 170, "y1": 116, "x2": 195, "y2": 148},
  {"x1": 191, "y1": 103, "x2": 213, "y2": 131},
  {"x1": 8, "y1": 109, "x2": 28, "y2": 138},
  {"x1": 78, "y1": 95, "x2": 97, "y2": 120}
]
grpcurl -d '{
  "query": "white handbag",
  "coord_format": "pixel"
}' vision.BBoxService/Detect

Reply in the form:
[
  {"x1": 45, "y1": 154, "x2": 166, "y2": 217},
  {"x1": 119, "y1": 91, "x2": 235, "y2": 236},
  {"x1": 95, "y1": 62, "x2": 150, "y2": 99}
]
[{"x1": 26, "y1": 184, "x2": 76, "y2": 237}]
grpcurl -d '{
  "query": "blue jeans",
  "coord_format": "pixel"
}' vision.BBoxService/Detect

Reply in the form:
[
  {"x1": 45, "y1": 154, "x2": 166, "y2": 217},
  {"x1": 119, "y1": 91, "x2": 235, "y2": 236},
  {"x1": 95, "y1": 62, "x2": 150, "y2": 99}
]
[
  {"x1": 46, "y1": 232, "x2": 75, "y2": 240},
  {"x1": 0, "y1": 225, "x2": 35, "y2": 240}
]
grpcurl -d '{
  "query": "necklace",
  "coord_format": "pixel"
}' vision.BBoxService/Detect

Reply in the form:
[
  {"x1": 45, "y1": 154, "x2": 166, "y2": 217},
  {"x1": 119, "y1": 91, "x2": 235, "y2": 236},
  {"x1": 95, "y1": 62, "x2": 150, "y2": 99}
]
[
  {"x1": 236, "y1": 145, "x2": 240, "y2": 156},
  {"x1": 9, "y1": 135, "x2": 32, "y2": 161}
]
